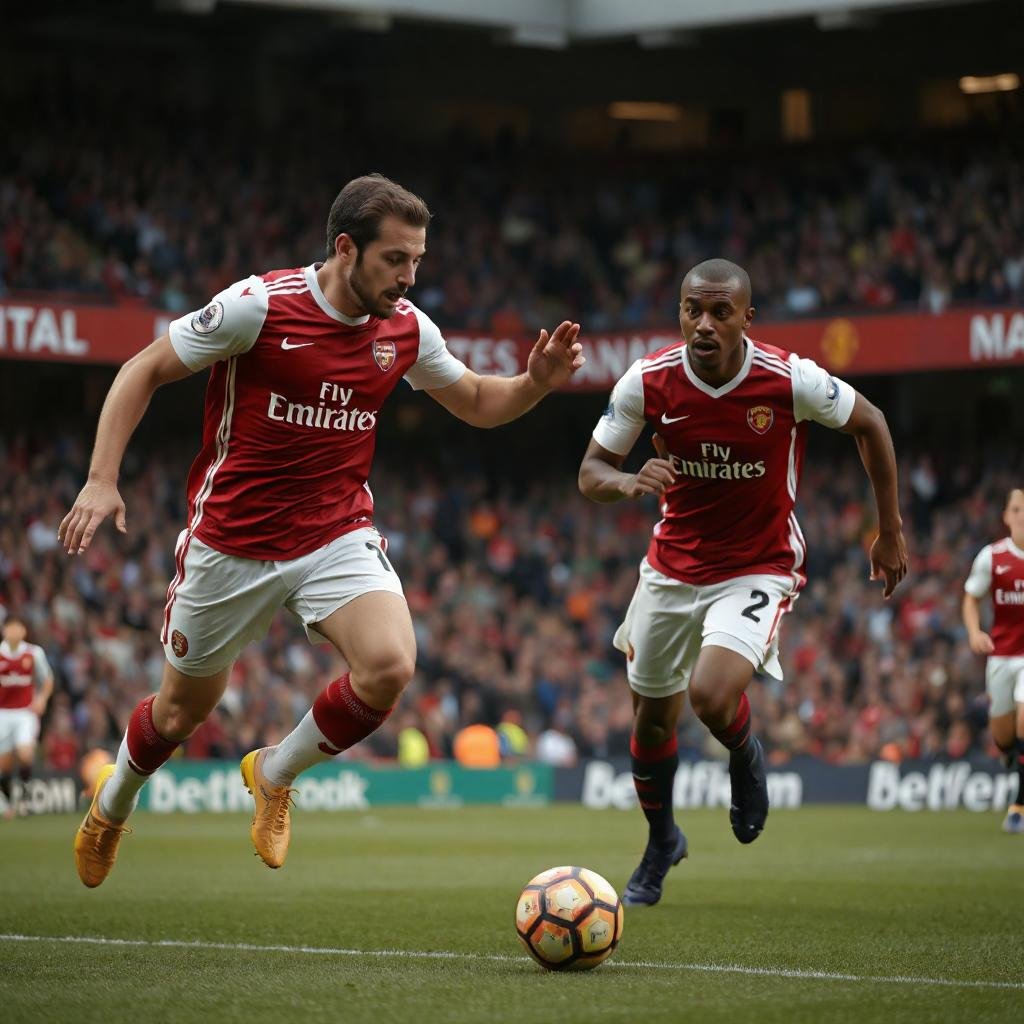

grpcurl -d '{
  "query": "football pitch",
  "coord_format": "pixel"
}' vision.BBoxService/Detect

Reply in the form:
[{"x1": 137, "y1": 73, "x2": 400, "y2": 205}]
[{"x1": 1, "y1": 806, "x2": 1020, "y2": 1024}]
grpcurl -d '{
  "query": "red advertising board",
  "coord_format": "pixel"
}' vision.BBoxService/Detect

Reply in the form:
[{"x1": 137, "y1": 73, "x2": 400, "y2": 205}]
[{"x1": 1, "y1": 297, "x2": 1022, "y2": 389}]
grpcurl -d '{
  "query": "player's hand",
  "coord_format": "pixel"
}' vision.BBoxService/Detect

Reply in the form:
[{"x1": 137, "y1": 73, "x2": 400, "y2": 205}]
[
  {"x1": 31, "y1": 697, "x2": 48, "y2": 716},
  {"x1": 58, "y1": 479, "x2": 127, "y2": 555},
  {"x1": 526, "y1": 321, "x2": 584, "y2": 390},
  {"x1": 869, "y1": 528, "x2": 908, "y2": 599},
  {"x1": 624, "y1": 458, "x2": 676, "y2": 499},
  {"x1": 968, "y1": 630, "x2": 995, "y2": 656}
]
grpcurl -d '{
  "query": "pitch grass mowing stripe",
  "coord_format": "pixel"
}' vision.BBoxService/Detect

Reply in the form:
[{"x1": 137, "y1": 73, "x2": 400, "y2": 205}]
[{"x1": 3, "y1": 933, "x2": 1022, "y2": 992}]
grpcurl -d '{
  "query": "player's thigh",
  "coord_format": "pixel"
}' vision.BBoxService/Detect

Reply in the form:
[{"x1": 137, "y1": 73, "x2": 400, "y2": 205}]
[
  {"x1": 699, "y1": 574, "x2": 795, "y2": 676},
  {"x1": 284, "y1": 527, "x2": 414, "y2": 674},
  {"x1": 989, "y1": 710, "x2": 1016, "y2": 751},
  {"x1": 163, "y1": 532, "x2": 286, "y2": 677},
  {"x1": 986, "y1": 657, "x2": 1024, "y2": 721},
  {"x1": 614, "y1": 560, "x2": 703, "y2": 698},
  {"x1": 1013, "y1": 663, "x2": 1024, "y2": 736},
  {"x1": 0, "y1": 710, "x2": 36, "y2": 759},
  {"x1": 0, "y1": 715, "x2": 14, "y2": 764},
  {"x1": 689, "y1": 645, "x2": 758, "y2": 721},
  {"x1": 312, "y1": 592, "x2": 416, "y2": 681}
]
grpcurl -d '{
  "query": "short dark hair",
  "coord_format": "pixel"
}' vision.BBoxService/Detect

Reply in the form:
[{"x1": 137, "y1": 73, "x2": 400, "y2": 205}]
[
  {"x1": 682, "y1": 258, "x2": 752, "y2": 307},
  {"x1": 324, "y1": 174, "x2": 431, "y2": 260}
]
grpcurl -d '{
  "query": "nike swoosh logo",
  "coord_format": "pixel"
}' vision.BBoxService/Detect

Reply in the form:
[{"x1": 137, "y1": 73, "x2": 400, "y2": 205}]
[
  {"x1": 661, "y1": 413, "x2": 689, "y2": 424},
  {"x1": 281, "y1": 337, "x2": 314, "y2": 350},
  {"x1": 995, "y1": 566, "x2": 1011, "y2": 574},
  {"x1": 318, "y1": 741, "x2": 343, "y2": 756}
]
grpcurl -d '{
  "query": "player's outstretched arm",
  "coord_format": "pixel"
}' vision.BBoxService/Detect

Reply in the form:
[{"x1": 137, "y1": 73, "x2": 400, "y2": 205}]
[
  {"x1": 962, "y1": 592, "x2": 995, "y2": 655},
  {"x1": 838, "y1": 392, "x2": 908, "y2": 598},
  {"x1": 59, "y1": 335, "x2": 193, "y2": 555},
  {"x1": 427, "y1": 321, "x2": 583, "y2": 427},
  {"x1": 578, "y1": 437, "x2": 675, "y2": 503}
]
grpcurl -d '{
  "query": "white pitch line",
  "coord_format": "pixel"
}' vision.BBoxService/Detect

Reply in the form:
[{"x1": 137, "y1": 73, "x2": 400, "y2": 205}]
[{"x1": 1, "y1": 934, "x2": 1020, "y2": 991}]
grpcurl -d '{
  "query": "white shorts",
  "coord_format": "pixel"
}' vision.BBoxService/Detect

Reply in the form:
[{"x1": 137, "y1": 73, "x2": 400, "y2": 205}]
[
  {"x1": 613, "y1": 559, "x2": 799, "y2": 698},
  {"x1": 162, "y1": 526, "x2": 405, "y2": 677},
  {"x1": 986, "y1": 657, "x2": 1024, "y2": 717},
  {"x1": 0, "y1": 708, "x2": 39, "y2": 755}
]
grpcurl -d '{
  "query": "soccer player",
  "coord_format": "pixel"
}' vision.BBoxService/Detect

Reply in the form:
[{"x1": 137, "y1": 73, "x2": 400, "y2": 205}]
[
  {"x1": 578, "y1": 259, "x2": 907, "y2": 905},
  {"x1": 0, "y1": 616, "x2": 54, "y2": 818},
  {"x1": 59, "y1": 174, "x2": 584, "y2": 887},
  {"x1": 962, "y1": 487, "x2": 1024, "y2": 834}
]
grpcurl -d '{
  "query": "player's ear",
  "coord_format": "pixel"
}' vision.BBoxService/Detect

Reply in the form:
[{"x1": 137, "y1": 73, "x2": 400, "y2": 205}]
[
  {"x1": 744, "y1": 305, "x2": 755, "y2": 329},
  {"x1": 334, "y1": 233, "x2": 358, "y2": 264}
]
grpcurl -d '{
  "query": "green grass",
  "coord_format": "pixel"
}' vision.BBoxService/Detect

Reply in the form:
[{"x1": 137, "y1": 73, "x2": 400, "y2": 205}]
[{"x1": 1, "y1": 806, "x2": 1021, "y2": 1023}]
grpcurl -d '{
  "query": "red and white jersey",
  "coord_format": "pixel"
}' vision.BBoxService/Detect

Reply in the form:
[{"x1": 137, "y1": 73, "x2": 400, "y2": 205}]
[
  {"x1": 964, "y1": 537, "x2": 1024, "y2": 656},
  {"x1": 168, "y1": 264, "x2": 467, "y2": 561},
  {"x1": 592, "y1": 338, "x2": 856, "y2": 587},
  {"x1": 0, "y1": 641, "x2": 52, "y2": 710}
]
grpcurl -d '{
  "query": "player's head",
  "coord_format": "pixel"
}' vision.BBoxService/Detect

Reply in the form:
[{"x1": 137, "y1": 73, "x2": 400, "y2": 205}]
[
  {"x1": 2, "y1": 615, "x2": 26, "y2": 647},
  {"x1": 325, "y1": 174, "x2": 431, "y2": 318},
  {"x1": 1004, "y1": 488, "x2": 1024, "y2": 541},
  {"x1": 679, "y1": 258, "x2": 754, "y2": 378}
]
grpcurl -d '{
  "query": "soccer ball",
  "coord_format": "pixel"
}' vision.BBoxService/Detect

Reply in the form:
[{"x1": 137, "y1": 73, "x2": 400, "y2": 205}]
[{"x1": 514, "y1": 866, "x2": 624, "y2": 971}]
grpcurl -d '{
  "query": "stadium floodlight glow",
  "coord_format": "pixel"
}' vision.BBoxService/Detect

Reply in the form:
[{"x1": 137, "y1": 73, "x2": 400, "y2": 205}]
[
  {"x1": 608, "y1": 102, "x2": 682, "y2": 122},
  {"x1": 958, "y1": 74, "x2": 1020, "y2": 95}
]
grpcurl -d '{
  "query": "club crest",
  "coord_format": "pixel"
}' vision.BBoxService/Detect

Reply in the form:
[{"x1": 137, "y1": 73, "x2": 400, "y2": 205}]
[
  {"x1": 170, "y1": 630, "x2": 189, "y2": 659},
  {"x1": 747, "y1": 405, "x2": 774, "y2": 435},
  {"x1": 372, "y1": 339, "x2": 396, "y2": 371}
]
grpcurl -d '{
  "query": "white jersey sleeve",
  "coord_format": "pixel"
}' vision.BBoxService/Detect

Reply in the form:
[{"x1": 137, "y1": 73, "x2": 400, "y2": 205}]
[
  {"x1": 592, "y1": 359, "x2": 646, "y2": 456},
  {"x1": 403, "y1": 306, "x2": 468, "y2": 392},
  {"x1": 964, "y1": 545, "x2": 993, "y2": 598},
  {"x1": 30, "y1": 644, "x2": 52, "y2": 686},
  {"x1": 790, "y1": 355, "x2": 856, "y2": 428},
  {"x1": 168, "y1": 276, "x2": 268, "y2": 372}
]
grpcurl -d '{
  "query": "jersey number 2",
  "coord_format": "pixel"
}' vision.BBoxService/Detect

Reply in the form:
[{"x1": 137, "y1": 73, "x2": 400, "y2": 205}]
[{"x1": 741, "y1": 590, "x2": 770, "y2": 623}]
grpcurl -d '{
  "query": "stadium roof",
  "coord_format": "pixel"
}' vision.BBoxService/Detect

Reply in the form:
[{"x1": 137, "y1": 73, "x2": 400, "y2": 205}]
[{"x1": 213, "y1": 0, "x2": 987, "y2": 45}]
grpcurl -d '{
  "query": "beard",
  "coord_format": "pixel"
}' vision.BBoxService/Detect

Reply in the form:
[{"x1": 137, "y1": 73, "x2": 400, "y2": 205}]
[{"x1": 350, "y1": 264, "x2": 400, "y2": 319}]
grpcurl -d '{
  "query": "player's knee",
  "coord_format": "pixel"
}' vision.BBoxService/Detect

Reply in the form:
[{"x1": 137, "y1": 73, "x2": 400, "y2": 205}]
[
  {"x1": 688, "y1": 683, "x2": 732, "y2": 730},
  {"x1": 354, "y1": 650, "x2": 415, "y2": 706},
  {"x1": 633, "y1": 718, "x2": 674, "y2": 748}
]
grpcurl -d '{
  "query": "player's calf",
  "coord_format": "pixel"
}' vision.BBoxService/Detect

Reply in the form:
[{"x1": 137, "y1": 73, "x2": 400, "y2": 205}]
[{"x1": 697, "y1": 691, "x2": 769, "y2": 843}]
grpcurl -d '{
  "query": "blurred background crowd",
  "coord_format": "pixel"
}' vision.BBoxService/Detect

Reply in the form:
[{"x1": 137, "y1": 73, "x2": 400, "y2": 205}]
[
  {"x1": 1, "y1": 422, "x2": 1017, "y2": 771},
  {"x1": 2, "y1": 109, "x2": 1022, "y2": 331}
]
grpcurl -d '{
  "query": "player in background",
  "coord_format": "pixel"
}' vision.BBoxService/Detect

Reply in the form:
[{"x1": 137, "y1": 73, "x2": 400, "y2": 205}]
[
  {"x1": 962, "y1": 487, "x2": 1024, "y2": 834},
  {"x1": 0, "y1": 616, "x2": 54, "y2": 818},
  {"x1": 579, "y1": 259, "x2": 907, "y2": 905},
  {"x1": 59, "y1": 174, "x2": 584, "y2": 887}
]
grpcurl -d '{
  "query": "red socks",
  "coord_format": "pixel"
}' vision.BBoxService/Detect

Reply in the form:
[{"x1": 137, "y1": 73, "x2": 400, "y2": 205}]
[
  {"x1": 312, "y1": 673, "x2": 393, "y2": 755},
  {"x1": 711, "y1": 692, "x2": 752, "y2": 752},
  {"x1": 630, "y1": 734, "x2": 679, "y2": 844},
  {"x1": 126, "y1": 695, "x2": 180, "y2": 776}
]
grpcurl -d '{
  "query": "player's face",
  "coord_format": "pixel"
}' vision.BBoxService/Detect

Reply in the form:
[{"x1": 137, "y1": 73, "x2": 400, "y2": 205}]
[
  {"x1": 679, "y1": 277, "x2": 754, "y2": 383},
  {"x1": 349, "y1": 216, "x2": 426, "y2": 318},
  {"x1": 2, "y1": 620, "x2": 26, "y2": 647},
  {"x1": 1004, "y1": 489, "x2": 1024, "y2": 541}
]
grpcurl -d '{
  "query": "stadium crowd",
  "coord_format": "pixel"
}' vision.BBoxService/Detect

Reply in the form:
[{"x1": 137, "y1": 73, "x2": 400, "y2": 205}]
[
  {"x1": 1, "y1": 108, "x2": 1022, "y2": 329},
  {"x1": 0, "y1": 423, "x2": 1017, "y2": 771}
]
